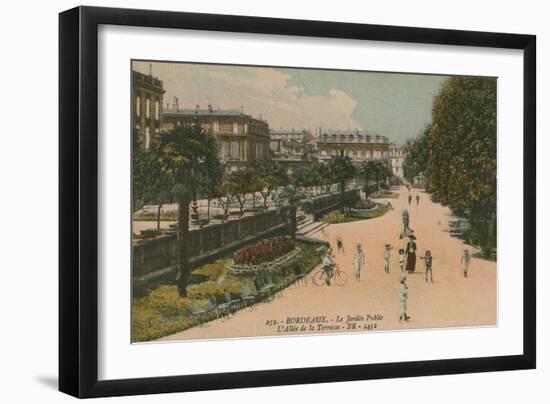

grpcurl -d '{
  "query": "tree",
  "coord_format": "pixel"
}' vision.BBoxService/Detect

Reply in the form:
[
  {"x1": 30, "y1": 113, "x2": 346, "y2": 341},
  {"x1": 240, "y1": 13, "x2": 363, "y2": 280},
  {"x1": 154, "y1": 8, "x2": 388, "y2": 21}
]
[
  {"x1": 215, "y1": 181, "x2": 234, "y2": 216},
  {"x1": 403, "y1": 125, "x2": 430, "y2": 184},
  {"x1": 277, "y1": 184, "x2": 305, "y2": 240},
  {"x1": 318, "y1": 163, "x2": 335, "y2": 194},
  {"x1": 426, "y1": 77, "x2": 496, "y2": 220},
  {"x1": 132, "y1": 130, "x2": 173, "y2": 230},
  {"x1": 253, "y1": 161, "x2": 288, "y2": 208},
  {"x1": 328, "y1": 153, "x2": 357, "y2": 213},
  {"x1": 132, "y1": 128, "x2": 157, "y2": 213},
  {"x1": 359, "y1": 159, "x2": 392, "y2": 195},
  {"x1": 156, "y1": 124, "x2": 220, "y2": 297},
  {"x1": 197, "y1": 157, "x2": 224, "y2": 221},
  {"x1": 223, "y1": 169, "x2": 261, "y2": 214}
]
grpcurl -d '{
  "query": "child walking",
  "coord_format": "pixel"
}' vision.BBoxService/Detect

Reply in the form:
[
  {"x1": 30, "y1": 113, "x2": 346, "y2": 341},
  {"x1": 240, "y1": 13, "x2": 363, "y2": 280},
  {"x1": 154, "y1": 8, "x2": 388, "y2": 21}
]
[
  {"x1": 420, "y1": 250, "x2": 434, "y2": 283},
  {"x1": 353, "y1": 244, "x2": 365, "y2": 281},
  {"x1": 399, "y1": 248, "x2": 405, "y2": 272},
  {"x1": 461, "y1": 249, "x2": 471, "y2": 277},
  {"x1": 383, "y1": 244, "x2": 393, "y2": 273},
  {"x1": 399, "y1": 275, "x2": 410, "y2": 322}
]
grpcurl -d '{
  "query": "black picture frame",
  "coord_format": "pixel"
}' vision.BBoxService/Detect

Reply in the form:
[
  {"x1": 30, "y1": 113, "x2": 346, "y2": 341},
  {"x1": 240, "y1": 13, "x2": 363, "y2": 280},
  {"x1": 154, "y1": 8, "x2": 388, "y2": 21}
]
[{"x1": 59, "y1": 6, "x2": 536, "y2": 398}]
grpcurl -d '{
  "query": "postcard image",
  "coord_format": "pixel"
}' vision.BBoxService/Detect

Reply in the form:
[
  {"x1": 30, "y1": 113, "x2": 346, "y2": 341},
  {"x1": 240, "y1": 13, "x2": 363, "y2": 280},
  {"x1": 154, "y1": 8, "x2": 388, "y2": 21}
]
[{"x1": 131, "y1": 60, "x2": 496, "y2": 343}]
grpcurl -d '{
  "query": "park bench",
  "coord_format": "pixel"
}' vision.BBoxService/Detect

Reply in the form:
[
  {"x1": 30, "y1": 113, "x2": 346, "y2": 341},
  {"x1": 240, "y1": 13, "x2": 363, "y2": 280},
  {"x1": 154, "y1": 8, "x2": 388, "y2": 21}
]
[{"x1": 188, "y1": 296, "x2": 218, "y2": 324}]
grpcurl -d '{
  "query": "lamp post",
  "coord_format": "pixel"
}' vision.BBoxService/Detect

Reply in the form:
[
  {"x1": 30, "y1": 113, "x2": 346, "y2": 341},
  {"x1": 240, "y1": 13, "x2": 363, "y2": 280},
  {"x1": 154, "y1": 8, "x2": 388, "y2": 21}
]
[{"x1": 190, "y1": 157, "x2": 204, "y2": 225}]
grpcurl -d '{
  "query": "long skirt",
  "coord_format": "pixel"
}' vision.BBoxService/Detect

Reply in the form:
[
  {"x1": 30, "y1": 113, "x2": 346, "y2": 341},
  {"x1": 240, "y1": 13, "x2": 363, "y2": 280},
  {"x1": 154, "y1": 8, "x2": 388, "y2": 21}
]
[{"x1": 406, "y1": 253, "x2": 416, "y2": 272}]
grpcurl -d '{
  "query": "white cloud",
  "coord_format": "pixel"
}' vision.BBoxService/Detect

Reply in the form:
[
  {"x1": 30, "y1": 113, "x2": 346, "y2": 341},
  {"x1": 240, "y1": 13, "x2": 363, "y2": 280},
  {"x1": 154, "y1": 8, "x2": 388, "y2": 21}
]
[{"x1": 134, "y1": 62, "x2": 362, "y2": 132}]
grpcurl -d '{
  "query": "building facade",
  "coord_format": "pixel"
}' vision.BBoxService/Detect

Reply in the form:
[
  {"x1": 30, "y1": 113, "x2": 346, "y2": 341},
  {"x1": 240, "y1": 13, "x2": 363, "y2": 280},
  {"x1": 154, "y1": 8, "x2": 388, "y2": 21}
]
[
  {"x1": 389, "y1": 144, "x2": 406, "y2": 179},
  {"x1": 162, "y1": 104, "x2": 271, "y2": 172},
  {"x1": 132, "y1": 70, "x2": 165, "y2": 150},
  {"x1": 316, "y1": 131, "x2": 391, "y2": 163}
]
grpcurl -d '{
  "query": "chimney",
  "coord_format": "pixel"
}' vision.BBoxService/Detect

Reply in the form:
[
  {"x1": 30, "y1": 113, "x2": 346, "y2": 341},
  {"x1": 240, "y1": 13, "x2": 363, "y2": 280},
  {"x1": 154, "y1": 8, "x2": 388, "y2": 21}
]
[{"x1": 208, "y1": 104, "x2": 213, "y2": 113}]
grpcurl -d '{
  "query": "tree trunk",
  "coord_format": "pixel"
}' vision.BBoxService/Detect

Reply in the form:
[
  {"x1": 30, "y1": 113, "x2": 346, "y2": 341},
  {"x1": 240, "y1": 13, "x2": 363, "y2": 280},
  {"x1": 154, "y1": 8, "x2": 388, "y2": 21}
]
[
  {"x1": 340, "y1": 180, "x2": 345, "y2": 213},
  {"x1": 207, "y1": 198, "x2": 211, "y2": 221},
  {"x1": 262, "y1": 191, "x2": 270, "y2": 208},
  {"x1": 156, "y1": 204, "x2": 162, "y2": 232},
  {"x1": 289, "y1": 205, "x2": 297, "y2": 240},
  {"x1": 176, "y1": 191, "x2": 191, "y2": 297}
]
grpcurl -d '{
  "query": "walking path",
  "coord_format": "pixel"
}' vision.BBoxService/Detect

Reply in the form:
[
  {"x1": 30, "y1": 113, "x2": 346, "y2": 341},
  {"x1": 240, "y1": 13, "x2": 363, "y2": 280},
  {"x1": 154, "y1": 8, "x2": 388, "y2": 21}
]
[{"x1": 160, "y1": 186, "x2": 496, "y2": 341}]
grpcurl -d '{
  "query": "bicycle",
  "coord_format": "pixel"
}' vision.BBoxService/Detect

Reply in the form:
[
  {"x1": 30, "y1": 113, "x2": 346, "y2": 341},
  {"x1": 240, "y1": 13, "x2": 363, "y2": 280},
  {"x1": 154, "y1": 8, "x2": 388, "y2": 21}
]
[{"x1": 313, "y1": 264, "x2": 347, "y2": 287}]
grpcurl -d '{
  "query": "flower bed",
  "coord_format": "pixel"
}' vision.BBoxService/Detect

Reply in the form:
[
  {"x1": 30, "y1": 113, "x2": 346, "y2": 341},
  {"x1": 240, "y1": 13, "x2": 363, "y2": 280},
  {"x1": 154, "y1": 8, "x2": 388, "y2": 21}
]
[
  {"x1": 230, "y1": 247, "x2": 302, "y2": 275},
  {"x1": 233, "y1": 237, "x2": 295, "y2": 265},
  {"x1": 353, "y1": 199, "x2": 377, "y2": 210}
]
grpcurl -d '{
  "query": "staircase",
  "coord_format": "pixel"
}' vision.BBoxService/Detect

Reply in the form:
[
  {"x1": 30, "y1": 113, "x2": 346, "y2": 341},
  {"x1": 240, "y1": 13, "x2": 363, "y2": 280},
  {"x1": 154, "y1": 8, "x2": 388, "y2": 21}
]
[{"x1": 296, "y1": 213, "x2": 329, "y2": 237}]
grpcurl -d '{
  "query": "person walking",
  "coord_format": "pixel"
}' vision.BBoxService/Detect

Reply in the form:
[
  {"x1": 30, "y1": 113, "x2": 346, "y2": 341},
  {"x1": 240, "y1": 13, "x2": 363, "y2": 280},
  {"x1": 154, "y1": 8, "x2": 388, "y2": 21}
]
[
  {"x1": 402, "y1": 209, "x2": 410, "y2": 234},
  {"x1": 408, "y1": 194, "x2": 412, "y2": 205},
  {"x1": 461, "y1": 249, "x2": 471, "y2": 278},
  {"x1": 399, "y1": 275, "x2": 410, "y2": 322},
  {"x1": 353, "y1": 244, "x2": 365, "y2": 281},
  {"x1": 420, "y1": 250, "x2": 434, "y2": 282},
  {"x1": 384, "y1": 244, "x2": 393, "y2": 274},
  {"x1": 416, "y1": 194, "x2": 420, "y2": 205},
  {"x1": 405, "y1": 235, "x2": 417, "y2": 273},
  {"x1": 336, "y1": 237, "x2": 344, "y2": 255}
]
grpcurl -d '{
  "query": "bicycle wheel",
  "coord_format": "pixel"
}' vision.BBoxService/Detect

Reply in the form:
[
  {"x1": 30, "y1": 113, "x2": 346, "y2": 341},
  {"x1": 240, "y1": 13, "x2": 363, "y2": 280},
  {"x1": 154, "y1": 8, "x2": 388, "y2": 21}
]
[
  {"x1": 313, "y1": 271, "x2": 326, "y2": 287},
  {"x1": 334, "y1": 270, "x2": 347, "y2": 286}
]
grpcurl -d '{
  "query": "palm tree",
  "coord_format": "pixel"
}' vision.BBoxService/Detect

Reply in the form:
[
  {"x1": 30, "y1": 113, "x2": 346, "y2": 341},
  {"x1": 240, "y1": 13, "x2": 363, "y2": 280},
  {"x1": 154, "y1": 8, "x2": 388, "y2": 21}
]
[
  {"x1": 328, "y1": 152, "x2": 357, "y2": 213},
  {"x1": 156, "y1": 124, "x2": 221, "y2": 297}
]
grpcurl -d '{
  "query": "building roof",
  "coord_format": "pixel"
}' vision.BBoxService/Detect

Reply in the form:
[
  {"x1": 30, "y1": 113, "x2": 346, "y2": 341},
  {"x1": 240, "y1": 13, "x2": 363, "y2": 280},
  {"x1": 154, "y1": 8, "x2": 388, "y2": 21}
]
[{"x1": 164, "y1": 109, "x2": 267, "y2": 123}]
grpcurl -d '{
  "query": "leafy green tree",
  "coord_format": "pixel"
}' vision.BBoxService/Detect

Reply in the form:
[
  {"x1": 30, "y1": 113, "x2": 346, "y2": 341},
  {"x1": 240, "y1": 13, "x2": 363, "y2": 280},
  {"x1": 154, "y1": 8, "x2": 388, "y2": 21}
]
[
  {"x1": 328, "y1": 153, "x2": 357, "y2": 213},
  {"x1": 132, "y1": 130, "x2": 173, "y2": 230},
  {"x1": 359, "y1": 160, "x2": 387, "y2": 195},
  {"x1": 253, "y1": 161, "x2": 289, "y2": 208},
  {"x1": 197, "y1": 157, "x2": 224, "y2": 221},
  {"x1": 277, "y1": 184, "x2": 305, "y2": 240},
  {"x1": 426, "y1": 77, "x2": 496, "y2": 220},
  {"x1": 318, "y1": 163, "x2": 335, "y2": 194},
  {"x1": 156, "y1": 124, "x2": 220, "y2": 297},
  {"x1": 223, "y1": 169, "x2": 261, "y2": 214},
  {"x1": 403, "y1": 125, "x2": 430, "y2": 184},
  {"x1": 215, "y1": 180, "x2": 234, "y2": 216}
]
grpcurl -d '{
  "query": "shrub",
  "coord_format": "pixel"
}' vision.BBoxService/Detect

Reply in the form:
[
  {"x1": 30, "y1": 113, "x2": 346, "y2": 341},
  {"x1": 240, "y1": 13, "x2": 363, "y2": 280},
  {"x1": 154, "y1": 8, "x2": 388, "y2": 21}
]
[
  {"x1": 186, "y1": 281, "x2": 222, "y2": 300},
  {"x1": 233, "y1": 237, "x2": 295, "y2": 265},
  {"x1": 321, "y1": 212, "x2": 350, "y2": 224},
  {"x1": 134, "y1": 285, "x2": 190, "y2": 318},
  {"x1": 192, "y1": 259, "x2": 230, "y2": 281},
  {"x1": 354, "y1": 199, "x2": 376, "y2": 210}
]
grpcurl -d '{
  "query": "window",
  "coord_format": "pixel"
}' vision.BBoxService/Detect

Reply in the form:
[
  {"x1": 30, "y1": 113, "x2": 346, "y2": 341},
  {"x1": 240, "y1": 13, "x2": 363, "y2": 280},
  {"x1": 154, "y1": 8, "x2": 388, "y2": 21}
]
[
  {"x1": 155, "y1": 100, "x2": 160, "y2": 120},
  {"x1": 145, "y1": 127, "x2": 151, "y2": 150},
  {"x1": 220, "y1": 123, "x2": 232, "y2": 133},
  {"x1": 146, "y1": 98, "x2": 150, "y2": 118},
  {"x1": 213, "y1": 121, "x2": 219, "y2": 133},
  {"x1": 230, "y1": 141, "x2": 240, "y2": 160},
  {"x1": 233, "y1": 122, "x2": 239, "y2": 134},
  {"x1": 136, "y1": 96, "x2": 141, "y2": 117}
]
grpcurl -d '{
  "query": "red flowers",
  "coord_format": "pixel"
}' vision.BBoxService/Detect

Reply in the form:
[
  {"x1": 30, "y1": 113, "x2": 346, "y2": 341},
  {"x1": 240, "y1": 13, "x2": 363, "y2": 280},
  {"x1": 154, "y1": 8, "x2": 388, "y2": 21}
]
[{"x1": 234, "y1": 237, "x2": 295, "y2": 265}]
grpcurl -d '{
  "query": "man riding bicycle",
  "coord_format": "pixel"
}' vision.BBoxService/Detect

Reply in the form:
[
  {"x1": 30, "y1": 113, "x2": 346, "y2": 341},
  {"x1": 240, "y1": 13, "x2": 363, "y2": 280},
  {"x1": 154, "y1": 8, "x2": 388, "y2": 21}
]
[{"x1": 322, "y1": 248, "x2": 336, "y2": 286}]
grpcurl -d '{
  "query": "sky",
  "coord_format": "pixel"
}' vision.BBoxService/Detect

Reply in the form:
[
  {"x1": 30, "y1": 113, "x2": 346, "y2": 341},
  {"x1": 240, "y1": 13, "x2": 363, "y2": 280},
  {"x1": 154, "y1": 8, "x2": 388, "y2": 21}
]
[{"x1": 133, "y1": 61, "x2": 449, "y2": 145}]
